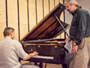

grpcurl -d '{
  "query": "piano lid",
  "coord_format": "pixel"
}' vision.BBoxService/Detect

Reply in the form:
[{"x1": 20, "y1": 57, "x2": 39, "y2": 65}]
[{"x1": 21, "y1": 3, "x2": 69, "y2": 41}]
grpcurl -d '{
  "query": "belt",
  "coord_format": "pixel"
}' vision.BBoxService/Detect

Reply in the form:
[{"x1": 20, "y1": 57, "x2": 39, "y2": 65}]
[
  {"x1": 85, "y1": 36, "x2": 90, "y2": 38},
  {"x1": 85, "y1": 36, "x2": 90, "y2": 37}
]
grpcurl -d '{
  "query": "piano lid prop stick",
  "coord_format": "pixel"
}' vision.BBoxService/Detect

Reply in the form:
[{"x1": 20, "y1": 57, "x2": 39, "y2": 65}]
[{"x1": 55, "y1": 15, "x2": 70, "y2": 38}]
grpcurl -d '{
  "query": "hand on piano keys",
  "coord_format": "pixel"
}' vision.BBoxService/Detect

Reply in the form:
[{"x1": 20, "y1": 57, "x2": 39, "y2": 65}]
[{"x1": 30, "y1": 51, "x2": 38, "y2": 57}]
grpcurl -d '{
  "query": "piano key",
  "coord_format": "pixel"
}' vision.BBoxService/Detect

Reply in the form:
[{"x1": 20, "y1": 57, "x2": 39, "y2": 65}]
[{"x1": 31, "y1": 56, "x2": 54, "y2": 59}]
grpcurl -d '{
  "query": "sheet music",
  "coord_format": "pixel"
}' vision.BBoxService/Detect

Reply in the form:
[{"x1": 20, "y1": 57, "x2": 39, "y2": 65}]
[{"x1": 64, "y1": 39, "x2": 72, "y2": 53}]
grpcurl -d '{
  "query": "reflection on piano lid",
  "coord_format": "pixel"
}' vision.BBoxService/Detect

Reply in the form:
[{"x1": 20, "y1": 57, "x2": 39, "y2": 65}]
[{"x1": 21, "y1": 3, "x2": 69, "y2": 42}]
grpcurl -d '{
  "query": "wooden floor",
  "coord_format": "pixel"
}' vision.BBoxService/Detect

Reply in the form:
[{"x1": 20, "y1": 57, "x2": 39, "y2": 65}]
[
  {"x1": 43, "y1": 63, "x2": 62, "y2": 68},
  {"x1": 21, "y1": 61, "x2": 63, "y2": 68}
]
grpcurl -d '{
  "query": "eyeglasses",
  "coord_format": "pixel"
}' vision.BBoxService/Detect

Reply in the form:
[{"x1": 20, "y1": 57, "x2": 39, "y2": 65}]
[{"x1": 66, "y1": 4, "x2": 72, "y2": 9}]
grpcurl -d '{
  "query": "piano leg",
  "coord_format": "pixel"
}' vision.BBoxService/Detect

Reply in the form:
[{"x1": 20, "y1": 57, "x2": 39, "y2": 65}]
[
  {"x1": 62, "y1": 64, "x2": 69, "y2": 68},
  {"x1": 39, "y1": 62, "x2": 43, "y2": 68},
  {"x1": 34, "y1": 62, "x2": 43, "y2": 68},
  {"x1": 62, "y1": 58, "x2": 72, "y2": 68},
  {"x1": 62, "y1": 51, "x2": 73, "y2": 68}
]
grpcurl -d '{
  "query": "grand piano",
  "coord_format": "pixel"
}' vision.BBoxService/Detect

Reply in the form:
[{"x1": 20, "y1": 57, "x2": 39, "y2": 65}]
[{"x1": 21, "y1": 3, "x2": 73, "y2": 68}]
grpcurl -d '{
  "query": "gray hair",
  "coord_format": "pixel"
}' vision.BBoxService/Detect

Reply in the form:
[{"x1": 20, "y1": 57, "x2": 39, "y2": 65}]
[
  {"x1": 3, "y1": 27, "x2": 14, "y2": 37},
  {"x1": 65, "y1": 0, "x2": 82, "y2": 8},
  {"x1": 65, "y1": 0, "x2": 78, "y2": 5}
]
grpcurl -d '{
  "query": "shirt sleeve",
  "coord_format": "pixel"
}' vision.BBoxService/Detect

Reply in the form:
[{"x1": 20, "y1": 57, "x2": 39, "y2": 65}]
[
  {"x1": 14, "y1": 40, "x2": 28, "y2": 60},
  {"x1": 75, "y1": 11, "x2": 87, "y2": 45}
]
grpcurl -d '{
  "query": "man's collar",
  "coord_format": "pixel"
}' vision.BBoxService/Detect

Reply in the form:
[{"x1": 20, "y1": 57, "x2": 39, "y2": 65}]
[
  {"x1": 72, "y1": 7, "x2": 80, "y2": 16},
  {"x1": 4, "y1": 36, "x2": 12, "y2": 39}
]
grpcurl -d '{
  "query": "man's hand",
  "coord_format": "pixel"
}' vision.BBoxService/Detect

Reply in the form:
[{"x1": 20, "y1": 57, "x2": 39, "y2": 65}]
[
  {"x1": 72, "y1": 45, "x2": 78, "y2": 55},
  {"x1": 30, "y1": 51, "x2": 38, "y2": 57},
  {"x1": 65, "y1": 38, "x2": 71, "y2": 43}
]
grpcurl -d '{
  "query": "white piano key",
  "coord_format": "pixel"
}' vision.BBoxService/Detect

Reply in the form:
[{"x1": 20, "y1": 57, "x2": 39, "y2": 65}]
[{"x1": 32, "y1": 56, "x2": 54, "y2": 59}]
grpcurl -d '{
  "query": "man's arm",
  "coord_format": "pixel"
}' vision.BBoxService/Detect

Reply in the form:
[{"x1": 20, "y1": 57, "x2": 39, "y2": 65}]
[
  {"x1": 14, "y1": 40, "x2": 38, "y2": 60},
  {"x1": 75, "y1": 10, "x2": 88, "y2": 45},
  {"x1": 72, "y1": 10, "x2": 88, "y2": 55},
  {"x1": 25, "y1": 51, "x2": 38, "y2": 60}
]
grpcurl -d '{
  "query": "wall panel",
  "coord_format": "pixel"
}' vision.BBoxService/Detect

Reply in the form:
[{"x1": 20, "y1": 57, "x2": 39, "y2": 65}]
[
  {"x1": 0, "y1": 0, "x2": 6, "y2": 41},
  {"x1": 7, "y1": 0, "x2": 19, "y2": 40},
  {"x1": 19, "y1": 0, "x2": 28, "y2": 39},
  {"x1": 60, "y1": 0, "x2": 64, "y2": 38},
  {"x1": 55, "y1": 0, "x2": 59, "y2": 6},
  {"x1": 29, "y1": 0, "x2": 36, "y2": 30},
  {"x1": 44, "y1": 0, "x2": 49, "y2": 17},
  {"x1": 50, "y1": 0, "x2": 54, "y2": 11},
  {"x1": 37, "y1": 0, "x2": 43, "y2": 23}
]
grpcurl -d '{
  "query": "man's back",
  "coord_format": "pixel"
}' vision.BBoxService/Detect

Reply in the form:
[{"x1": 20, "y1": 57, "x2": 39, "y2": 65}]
[
  {"x1": 0, "y1": 27, "x2": 39, "y2": 68},
  {"x1": 0, "y1": 37, "x2": 28, "y2": 68}
]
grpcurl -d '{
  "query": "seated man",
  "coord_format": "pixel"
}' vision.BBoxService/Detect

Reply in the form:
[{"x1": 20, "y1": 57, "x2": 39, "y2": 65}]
[{"x1": 0, "y1": 27, "x2": 39, "y2": 68}]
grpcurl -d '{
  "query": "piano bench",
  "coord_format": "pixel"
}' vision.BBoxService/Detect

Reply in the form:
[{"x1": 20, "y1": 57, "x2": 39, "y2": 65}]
[{"x1": 21, "y1": 65, "x2": 40, "y2": 68}]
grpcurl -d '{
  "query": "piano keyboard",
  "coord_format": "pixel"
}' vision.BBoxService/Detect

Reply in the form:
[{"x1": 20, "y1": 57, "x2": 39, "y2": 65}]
[{"x1": 32, "y1": 56, "x2": 54, "y2": 59}]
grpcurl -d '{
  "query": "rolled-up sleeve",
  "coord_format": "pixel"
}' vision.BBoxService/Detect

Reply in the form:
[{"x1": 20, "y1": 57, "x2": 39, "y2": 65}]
[{"x1": 14, "y1": 40, "x2": 28, "y2": 60}]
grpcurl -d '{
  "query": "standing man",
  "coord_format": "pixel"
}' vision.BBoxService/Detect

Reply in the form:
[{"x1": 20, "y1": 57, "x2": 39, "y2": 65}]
[
  {"x1": 65, "y1": 0, "x2": 90, "y2": 68},
  {"x1": 0, "y1": 27, "x2": 39, "y2": 68}
]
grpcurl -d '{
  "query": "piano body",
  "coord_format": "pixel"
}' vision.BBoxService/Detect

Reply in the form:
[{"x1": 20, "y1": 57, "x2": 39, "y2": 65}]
[{"x1": 21, "y1": 3, "x2": 73, "y2": 68}]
